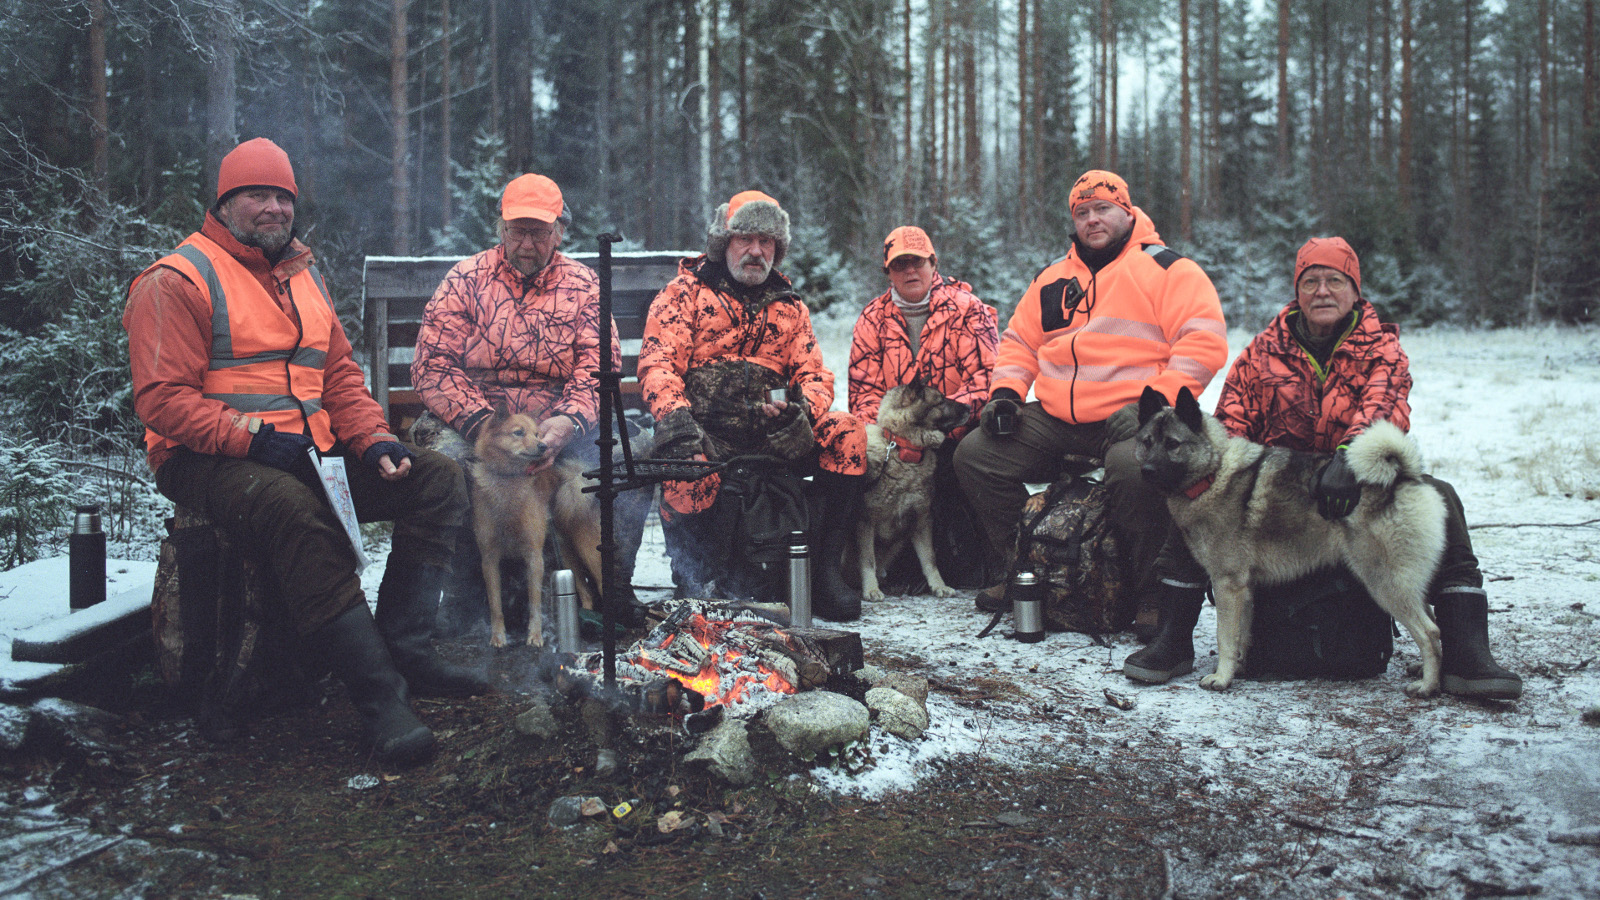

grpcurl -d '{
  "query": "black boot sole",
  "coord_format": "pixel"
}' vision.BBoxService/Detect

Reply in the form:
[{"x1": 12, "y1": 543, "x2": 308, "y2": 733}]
[
  {"x1": 1442, "y1": 673, "x2": 1523, "y2": 701},
  {"x1": 1123, "y1": 657, "x2": 1195, "y2": 684}
]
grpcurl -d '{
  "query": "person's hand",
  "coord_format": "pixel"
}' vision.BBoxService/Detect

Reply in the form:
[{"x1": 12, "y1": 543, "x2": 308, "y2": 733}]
[
  {"x1": 1102, "y1": 401, "x2": 1142, "y2": 448},
  {"x1": 248, "y1": 423, "x2": 317, "y2": 474},
  {"x1": 362, "y1": 440, "x2": 414, "y2": 481},
  {"x1": 653, "y1": 407, "x2": 707, "y2": 460},
  {"x1": 1315, "y1": 447, "x2": 1361, "y2": 519},
  {"x1": 979, "y1": 388, "x2": 1023, "y2": 437}
]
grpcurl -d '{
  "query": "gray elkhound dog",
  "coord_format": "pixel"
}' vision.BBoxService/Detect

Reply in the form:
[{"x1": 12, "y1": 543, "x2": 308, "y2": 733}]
[
  {"x1": 1135, "y1": 386, "x2": 1446, "y2": 697},
  {"x1": 857, "y1": 379, "x2": 970, "y2": 601}
]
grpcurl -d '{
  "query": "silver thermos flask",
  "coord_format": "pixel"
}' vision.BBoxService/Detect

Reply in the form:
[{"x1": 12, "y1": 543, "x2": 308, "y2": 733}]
[
  {"x1": 788, "y1": 530, "x2": 812, "y2": 628},
  {"x1": 554, "y1": 569, "x2": 580, "y2": 652},
  {"x1": 70, "y1": 504, "x2": 106, "y2": 610},
  {"x1": 1009, "y1": 571, "x2": 1045, "y2": 643}
]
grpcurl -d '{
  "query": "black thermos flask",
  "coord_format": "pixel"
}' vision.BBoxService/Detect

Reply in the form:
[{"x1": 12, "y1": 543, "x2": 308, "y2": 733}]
[{"x1": 70, "y1": 503, "x2": 107, "y2": 610}]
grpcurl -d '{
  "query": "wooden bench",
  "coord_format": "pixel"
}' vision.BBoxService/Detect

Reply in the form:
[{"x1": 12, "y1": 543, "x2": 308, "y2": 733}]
[{"x1": 360, "y1": 251, "x2": 691, "y2": 432}]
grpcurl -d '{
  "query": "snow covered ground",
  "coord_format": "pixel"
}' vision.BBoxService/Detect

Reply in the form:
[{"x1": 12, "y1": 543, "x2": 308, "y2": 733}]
[{"x1": 3, "y1": 322, "x2": 1598, "y2": 896}]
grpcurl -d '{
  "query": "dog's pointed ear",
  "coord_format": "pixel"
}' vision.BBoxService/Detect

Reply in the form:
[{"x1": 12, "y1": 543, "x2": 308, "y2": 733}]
[
  {"x1": 907, "y1": 373, "x2": 925, "y2": 393},
  {"x1": 493, "y1": 400, "x2": 511, "y2": 421},
  {"x1": 1175, "y1": 386, "x2": 1204, "y2": 433},
  {"x1": 1138, "y1": 386, "x2": 1169, "y2": 425}
]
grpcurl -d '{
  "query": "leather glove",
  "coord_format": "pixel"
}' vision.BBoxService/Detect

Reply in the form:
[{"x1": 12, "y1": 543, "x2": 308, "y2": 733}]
[
  {"x1": 765, "y1": 402, "x2": 815, "y2": 460},
  {"x1": 979, "y1": 388, "x2": 1023, "y2": 437},
  {"x1": 362, "y1": 440, "x2": 414, "y2": 471},
  {"x1": 1315, "y1": 447, "x2": 1361, "y2": 519},
  {"x1": 248, "y1": 423, "x2": 317, "y2": 474},
  {"x1": 1102, "y1": 401, "x2": 1141, "y2": 449},
  {"x1": 652, "y1": 406, "x2": 708, "y2": 460}
]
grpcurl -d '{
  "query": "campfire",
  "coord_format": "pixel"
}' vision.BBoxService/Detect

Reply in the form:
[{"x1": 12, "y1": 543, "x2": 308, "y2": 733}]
[{"x1": 560, "y1": 600, "x2": 862, "y2": 717}]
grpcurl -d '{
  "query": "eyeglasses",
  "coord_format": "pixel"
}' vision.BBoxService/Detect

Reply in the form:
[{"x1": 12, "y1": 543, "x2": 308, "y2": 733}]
[
  {"x1": 504, "y1": 224, "x2": 556, "y2": 245},
  {"x1": 887, "y1": 256, "x2": 928, "y2": 272},
  {"x1": 1297, "y1": 273, "x2": 1352, "y2": 294}
]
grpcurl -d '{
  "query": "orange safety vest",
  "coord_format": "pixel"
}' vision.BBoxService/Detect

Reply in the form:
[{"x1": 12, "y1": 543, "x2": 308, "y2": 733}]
[{"x1": 133, "y1": 233, "x2": 337, "y2": 458}]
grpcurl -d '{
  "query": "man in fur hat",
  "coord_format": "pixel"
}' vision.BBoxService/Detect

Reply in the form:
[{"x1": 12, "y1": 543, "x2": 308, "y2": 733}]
[{"x1": 638, "y1": 191, "x2": 868, "y2": 621}]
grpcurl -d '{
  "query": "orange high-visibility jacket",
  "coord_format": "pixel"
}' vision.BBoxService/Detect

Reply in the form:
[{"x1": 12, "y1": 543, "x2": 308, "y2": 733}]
[
  {"x1": 995, "y1": 208, "x2": 1228, "y2": 424},
  {"x1": 125, "y1": 214, "x2": 392, "y2": 473}
]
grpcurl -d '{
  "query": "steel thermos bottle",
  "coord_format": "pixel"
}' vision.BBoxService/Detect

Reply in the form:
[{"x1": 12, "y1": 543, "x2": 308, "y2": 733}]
[
  {"x1": 70, "y1": 503, "x2": 106, "y2": 610},
  {"x1": 554, "y1": 569, "x2": 580, "y2": 652},
  {"x1": 1009, "y1": 571, "x2": 1044, "y2": 643},
  {"x1": 788, "y1": 530, "x2": 812, "y2": 628}
]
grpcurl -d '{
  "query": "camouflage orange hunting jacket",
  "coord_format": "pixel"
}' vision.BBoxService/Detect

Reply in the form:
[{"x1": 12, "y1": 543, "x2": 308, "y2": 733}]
[
  {"x1": 847, "y1": 277, "x2": 998, "y2": 426},
  {"x1": 411, "y1": 247, "x2": 619, "y2": 436},
  {"x1": 1214, "y1": 298, "x2": 1412, "y2": 454}
]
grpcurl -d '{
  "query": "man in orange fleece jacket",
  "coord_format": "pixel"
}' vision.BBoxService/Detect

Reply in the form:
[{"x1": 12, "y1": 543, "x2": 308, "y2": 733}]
[{"x1": 954, "y1": 170, "x2": 1227, "y2": 618}]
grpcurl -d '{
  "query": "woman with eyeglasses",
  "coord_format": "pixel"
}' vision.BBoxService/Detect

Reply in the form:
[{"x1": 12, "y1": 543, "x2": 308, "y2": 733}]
[{"x1": 1124, "y1": 237, "x2": 1522, "y2": 700}]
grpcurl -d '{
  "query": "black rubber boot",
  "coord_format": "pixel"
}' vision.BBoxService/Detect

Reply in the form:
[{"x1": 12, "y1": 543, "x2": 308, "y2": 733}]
[
  {"x1": 1436, "y1": 588, "x2": 1523, "y2": 700},
  {"x1": 608, "y1": 486, "x2": 654, "y2": 627},
  {"x1": 375, "y1": 554, "x2": 489, "y2": 697},
  {"x1": 810, "y1": 471, "x2": 864, "y2": 623},
  {"x1": 311, "y1": 604, "x2": 436, "y2": 767},
  {"x1": 1122, "y1": 585, "x2": 1205, "y2": 684},
  {"x1": 663, "y1": 509, "x2": 715, "y2": 600}
]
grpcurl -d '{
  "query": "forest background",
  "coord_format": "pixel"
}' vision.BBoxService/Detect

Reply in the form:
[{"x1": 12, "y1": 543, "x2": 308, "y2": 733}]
[{"x1": 0, "y1": 0, "x2": 1597, "y2": 566}]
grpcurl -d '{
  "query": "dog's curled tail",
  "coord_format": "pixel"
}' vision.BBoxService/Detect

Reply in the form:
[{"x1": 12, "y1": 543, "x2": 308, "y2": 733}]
[{"x1": 1344, "y1": 420, "x2": 1425, "y2": 488}]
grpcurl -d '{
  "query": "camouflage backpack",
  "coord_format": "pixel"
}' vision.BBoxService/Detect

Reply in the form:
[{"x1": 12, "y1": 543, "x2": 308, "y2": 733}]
[{"x1": 1011, "y1": 474, "x2": 1133, "y2": 634}]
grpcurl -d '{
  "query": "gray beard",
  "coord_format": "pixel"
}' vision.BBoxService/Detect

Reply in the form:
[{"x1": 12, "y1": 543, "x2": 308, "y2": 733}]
[
  {"x1": 730, "y1": 256, "x2": 771, "y2": 286},
  {"x1": 227, "y1": 221, "x2": 291, "y2": 258}
]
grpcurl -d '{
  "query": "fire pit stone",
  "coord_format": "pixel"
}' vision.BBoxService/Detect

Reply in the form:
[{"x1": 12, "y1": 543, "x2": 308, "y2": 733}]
[
  {"x1": 761, "y1": 691, "x2": 870, "y2": 761},
  {"x1": 865, "y1": 686, "x2": 929, "y2": 741},
  {"x1": 683, "y1": 718, "x2": 757, "y2": 787}
]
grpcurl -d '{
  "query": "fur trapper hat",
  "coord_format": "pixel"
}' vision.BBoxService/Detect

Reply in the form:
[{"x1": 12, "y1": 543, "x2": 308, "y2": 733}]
[{"x1": 707, "y1": 190, "x2": 790, "y2": 267}]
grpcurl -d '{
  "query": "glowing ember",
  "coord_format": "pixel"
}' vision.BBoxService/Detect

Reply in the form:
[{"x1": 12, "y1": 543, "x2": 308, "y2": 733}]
[{"x1": 567, "y1": 601, "x2": 822, "y2": 715}]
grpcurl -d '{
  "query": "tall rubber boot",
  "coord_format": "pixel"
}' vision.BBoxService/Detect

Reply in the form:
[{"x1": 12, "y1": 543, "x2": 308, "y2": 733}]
[
  {"x1": 810, "y1": 471, "x2": 864, "y2": 622},
  {"x1": 608, "y1": 486, "x2": 654, "y2": 626},
  {"x1": 311, "y1": 604, "x2": 436, "y2": 767},
  {"x1": 1436, "y1": 587, "x2": 1523, "y2": 700},
  {"x1": 375, "y1": 551, "x2": 489, "y2": 697},
  {"x1": 1122, "y1": 584, "x2": 1205, "y2": 684},
  {"x1": 662, "y1": 508, "x2": 715, "y2": 600}
]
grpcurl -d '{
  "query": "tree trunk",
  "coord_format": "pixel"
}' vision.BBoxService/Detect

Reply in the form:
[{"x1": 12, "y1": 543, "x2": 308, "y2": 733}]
[
  {"x1": 1532, "y1": 0, "x2": 1552, "y2": 320},
  {"x1": 907, "y1": 0, "x2": 915, "y2": 216},
  {"x1": 390, "y1": 0, "x2": 410, "y2": 255},
  {"x1": 88, "y1": 0, "x2": 108, "y2": 191},
  {"x1": 1180, "y1": 0, "x2": 1192, "y2": 241},
  {"x1": 1399, "y1": 0, "x2": 1413, "y2": 214},
  {"x1": 1380, "y1": 0, "x2": 1392, "y2": 164},
  {"x1": 963, "y1": 0, "x2": 980, "y2": 195},
  {"x1": 1017, "y1": 0, "x2": 1028, "y2": 223},
  {"x1": 204, "y1": 0, "x2": 239, "y2": 190},
  {"x1": 736, "y1": 0, "x2": 748, "y2": 187},
  {"x1": 1586, "y1": 0, "x2": 1597, "y2": 133},
  {"x1": 440, "y1": 0, "x2": 453, "y2": 230},
  {"x1": 699, "y1": 0, "x2": 712, "y2": 216},
  {"x1": 1277, "y1": 0, "x2": 1290, "y2": 176}
]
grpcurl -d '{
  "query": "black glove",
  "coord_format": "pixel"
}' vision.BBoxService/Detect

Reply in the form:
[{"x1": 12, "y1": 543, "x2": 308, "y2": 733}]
[
  {"x1": 458, "y1": 408, "x2": 494, "y2": 444},
  {"x1": 362, "y1": 440, "x2": 414, "y2": 472},
  {"x1": 247, "y1": 422, "x2": 317, "y2": 474},
  {"x1": 1102, "y1": 401, "x2": 1141, "y2": 449},
  {"x1": 980, "y1": 388, "x2": 1023, "y2": 437},
  {"x1": 1315, "y1": 447, "x2": 1361, "y2": 519},
  {"x1": 652, "y1": 407, "x2": 707, "y2": 460}
]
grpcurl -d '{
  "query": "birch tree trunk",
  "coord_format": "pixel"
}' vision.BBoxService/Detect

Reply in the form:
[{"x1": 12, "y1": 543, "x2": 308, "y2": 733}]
[{"x1": 204, "y1": 0, "x2": 239, "y2": 189}]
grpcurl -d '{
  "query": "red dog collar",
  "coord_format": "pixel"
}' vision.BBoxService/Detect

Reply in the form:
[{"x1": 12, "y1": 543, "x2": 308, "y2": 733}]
[
  {"x1": 1182, "y1": 475, "x2": 1214, "y2": 499},
  {"x1": 881, "y1": 429, "x2": 927, "y2": 464}
]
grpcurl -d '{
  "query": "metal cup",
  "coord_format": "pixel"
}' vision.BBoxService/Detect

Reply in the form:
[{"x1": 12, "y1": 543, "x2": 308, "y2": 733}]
[
  {"x1": 992, "y1": 410, "x2": 1019, "y2": 436},
  {"x1": 1008, "y1": 571, "x2": 1045, "y2": 643},
  {"x1": 769, "y1": 388, "x2": 788, "y2": 405}
]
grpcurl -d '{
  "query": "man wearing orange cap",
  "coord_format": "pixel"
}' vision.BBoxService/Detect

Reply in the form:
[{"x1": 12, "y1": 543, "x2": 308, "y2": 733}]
[
  {"x1": 954, "y1": 170, "x2": 1227, "y2": 623},
  {"x1": 411, "y1": 173, "x2": 653, "y2": 630},
  {"x1": 848, "y1": 226, "x2": 999, "y2": 591},
  {"x1": 123, "y1": 138, "x2": 484, "y2": 767},
  {"x1": 639, "y1": 191, "x2": 868, "y2": 621},
  {"x1": 1123, "y1": 237, "x2": 1521, "y2": 699}
]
